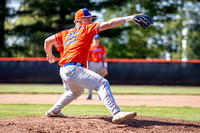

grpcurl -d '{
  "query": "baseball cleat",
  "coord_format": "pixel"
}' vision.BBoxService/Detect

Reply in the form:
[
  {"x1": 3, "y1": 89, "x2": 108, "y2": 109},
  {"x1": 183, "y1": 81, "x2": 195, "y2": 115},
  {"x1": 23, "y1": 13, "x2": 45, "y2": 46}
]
[
  {"x1": 87, "y1": 95, "x2": 92, "y2": 100},
  {"x1": 112, "y1": 111, "x2": 137, "y2": 124},
  {"x1": 45, "y1": 111, "x2": 67, "y2": 118}
]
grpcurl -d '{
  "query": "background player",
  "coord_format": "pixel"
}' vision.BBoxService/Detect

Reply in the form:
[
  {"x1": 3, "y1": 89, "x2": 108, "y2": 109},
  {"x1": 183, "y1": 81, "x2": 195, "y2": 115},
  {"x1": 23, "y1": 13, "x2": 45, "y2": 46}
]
[
  {"x1": 87, "y1": 34, "x2": 108, "y2": 100},
  {"x1": 44, "y1": 8, "x2": 141, "y2": 124}
]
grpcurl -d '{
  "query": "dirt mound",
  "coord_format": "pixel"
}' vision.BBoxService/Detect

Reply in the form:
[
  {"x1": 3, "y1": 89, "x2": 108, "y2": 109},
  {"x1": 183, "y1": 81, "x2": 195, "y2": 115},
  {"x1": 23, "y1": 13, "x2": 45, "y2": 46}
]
[{"x1": 0, "y1": 115, "x2": 200, "y2": 133}]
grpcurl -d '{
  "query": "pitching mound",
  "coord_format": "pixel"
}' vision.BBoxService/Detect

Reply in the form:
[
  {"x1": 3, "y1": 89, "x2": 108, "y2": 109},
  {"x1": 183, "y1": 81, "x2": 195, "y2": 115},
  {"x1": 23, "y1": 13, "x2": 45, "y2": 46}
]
[{"x1": 0, "y1": 116, "x2": 200, "y2": 133}]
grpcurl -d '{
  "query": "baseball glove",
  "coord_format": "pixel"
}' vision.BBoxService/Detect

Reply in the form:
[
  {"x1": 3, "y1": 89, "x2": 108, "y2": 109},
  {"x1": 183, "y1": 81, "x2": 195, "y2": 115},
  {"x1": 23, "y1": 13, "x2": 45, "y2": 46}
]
[
  {"x1": 100, "y1": 67, "x2": 108, "y2": 77},
  {"x1": 134, "y1": 14, "x2": 153, "y2": 29}
]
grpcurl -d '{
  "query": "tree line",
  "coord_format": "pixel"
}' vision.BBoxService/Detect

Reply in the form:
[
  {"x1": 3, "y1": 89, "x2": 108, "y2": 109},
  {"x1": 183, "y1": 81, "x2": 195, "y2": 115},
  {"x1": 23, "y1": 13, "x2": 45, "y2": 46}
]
[{"x1": 1, "y1": 0, "x2": 200, "y2": 59}]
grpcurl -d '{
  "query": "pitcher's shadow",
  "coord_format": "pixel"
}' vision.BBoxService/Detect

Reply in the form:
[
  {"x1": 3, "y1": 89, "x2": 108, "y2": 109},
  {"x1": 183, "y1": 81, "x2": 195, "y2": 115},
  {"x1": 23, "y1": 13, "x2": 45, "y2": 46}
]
[{"x1": 99, "y1": 116, "x2": 200, "y2": 128}]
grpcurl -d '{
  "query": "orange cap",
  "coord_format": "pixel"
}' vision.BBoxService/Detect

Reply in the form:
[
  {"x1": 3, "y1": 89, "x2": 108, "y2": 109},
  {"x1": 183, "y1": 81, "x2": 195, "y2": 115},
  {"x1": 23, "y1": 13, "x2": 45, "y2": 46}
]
[{"x1": 75, "y1": 8, "x2": 97, "y2": 20}]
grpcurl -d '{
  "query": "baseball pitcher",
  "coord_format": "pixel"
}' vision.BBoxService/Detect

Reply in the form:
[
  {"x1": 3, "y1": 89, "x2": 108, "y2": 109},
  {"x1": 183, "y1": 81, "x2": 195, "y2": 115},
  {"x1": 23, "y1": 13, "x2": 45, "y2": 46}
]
[{"x1": 44, "y1": 8, "x2": 153, "y2": 124}]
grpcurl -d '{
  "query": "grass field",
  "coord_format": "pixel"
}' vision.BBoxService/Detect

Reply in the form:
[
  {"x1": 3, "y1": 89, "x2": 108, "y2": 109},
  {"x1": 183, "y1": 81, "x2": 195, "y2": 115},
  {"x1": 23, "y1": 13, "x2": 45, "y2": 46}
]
[
  {"x1": 0, "y1": 104, "x2": 200, "y2": 122},
  {"x1": 0, "y1": 84, "x2": 200, "y2": 95},
  {"x1": 0, "y1": 84, "x2": 200, "y2": 122}
]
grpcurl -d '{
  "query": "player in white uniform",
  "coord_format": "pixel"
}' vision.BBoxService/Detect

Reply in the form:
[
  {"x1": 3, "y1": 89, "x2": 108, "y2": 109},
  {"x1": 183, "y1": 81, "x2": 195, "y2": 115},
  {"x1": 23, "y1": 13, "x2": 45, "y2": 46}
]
[{"x1": 87, "y1": 34, "x2": 107, "y2": 100}]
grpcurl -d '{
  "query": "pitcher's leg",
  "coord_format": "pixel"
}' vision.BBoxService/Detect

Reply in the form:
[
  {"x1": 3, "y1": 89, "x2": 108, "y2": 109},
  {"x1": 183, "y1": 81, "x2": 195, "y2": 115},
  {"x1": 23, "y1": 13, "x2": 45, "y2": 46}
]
[
  {"x1": 75, "y1": 67, "x2": 121, "y2": 115},
  {"x1": 47, "y1": 84, "x2": 84, "y2": 113},
  {"x1": 96, "y1": 79, "x2": 120, "y2": 115}
]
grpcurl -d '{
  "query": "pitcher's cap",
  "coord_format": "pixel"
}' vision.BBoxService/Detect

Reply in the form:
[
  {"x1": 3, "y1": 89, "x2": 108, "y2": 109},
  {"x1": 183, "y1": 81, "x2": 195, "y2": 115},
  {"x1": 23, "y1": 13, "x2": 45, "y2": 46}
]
[
  {"x1": 75, "y1": 8, "x2": 97, "y2": 20},
  {"x1": 94, "y1": 34, "x2": 100, "y2": 39}
]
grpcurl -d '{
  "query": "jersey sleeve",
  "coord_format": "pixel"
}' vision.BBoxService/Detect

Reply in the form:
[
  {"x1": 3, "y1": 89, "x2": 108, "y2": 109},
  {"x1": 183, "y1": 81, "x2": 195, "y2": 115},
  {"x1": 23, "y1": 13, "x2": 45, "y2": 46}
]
[
  {"x1": 55, "y1": 31, "x2": 64, "y2": 46},
  {"x1": 56, "y1": 46, "x2": 61, "y2": 52},
  {"x1": 86, "y1": 23, "x2": 100, "y2": 35},
  {"x1": 56, "y1": 44, "x2": 64, "y2": 52}
]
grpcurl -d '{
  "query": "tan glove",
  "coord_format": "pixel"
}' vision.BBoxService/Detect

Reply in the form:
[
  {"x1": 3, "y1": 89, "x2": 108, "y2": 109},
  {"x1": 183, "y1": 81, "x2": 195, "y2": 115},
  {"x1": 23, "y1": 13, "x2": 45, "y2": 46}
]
[{"x1": 100, "y1": 67, "x2": 108, "y2": 77}]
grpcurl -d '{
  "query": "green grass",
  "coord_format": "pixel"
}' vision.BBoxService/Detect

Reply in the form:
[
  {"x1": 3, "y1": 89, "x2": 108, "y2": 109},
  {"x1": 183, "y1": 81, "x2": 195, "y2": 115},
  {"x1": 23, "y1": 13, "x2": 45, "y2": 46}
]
[
  {"x1": 0, "y1": 104, "x2": 200, "y2": 122},
  {"x1": 0, "y1": 84, "x2": 64, "y2": 94},
  {"x1": 0, "y1": 84, "x2": 200, "y2": 95},
  {"x1": 108, "y1": 85, "x2": 200, "y2": 95},
  {"x1": 0, "y1": 84, "x2": 199, "y2": 122}
]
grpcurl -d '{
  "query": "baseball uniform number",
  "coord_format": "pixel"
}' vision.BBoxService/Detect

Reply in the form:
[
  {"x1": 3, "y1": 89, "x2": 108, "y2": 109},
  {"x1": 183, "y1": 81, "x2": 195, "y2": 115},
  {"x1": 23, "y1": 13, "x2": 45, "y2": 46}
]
[{"x1": 65, "y1": 30, "x2": 78, "y2": 46}]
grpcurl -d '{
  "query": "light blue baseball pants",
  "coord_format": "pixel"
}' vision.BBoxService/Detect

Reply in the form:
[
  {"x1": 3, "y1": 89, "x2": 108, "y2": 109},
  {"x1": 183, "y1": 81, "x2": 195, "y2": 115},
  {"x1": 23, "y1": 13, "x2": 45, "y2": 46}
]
[{"x1": 48, "y1": 65, "x2": 120, "y2": 115}]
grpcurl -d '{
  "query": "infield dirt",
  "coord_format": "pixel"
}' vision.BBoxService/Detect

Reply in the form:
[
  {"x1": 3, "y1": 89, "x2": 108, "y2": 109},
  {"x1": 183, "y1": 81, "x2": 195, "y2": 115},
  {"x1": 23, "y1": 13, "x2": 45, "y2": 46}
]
[
  {"x1": 0, "y1": 115, "x2": 200, "y2": 133},
  {"x1": 1, "y1": 94, "x2": 200, "y2": 107}
]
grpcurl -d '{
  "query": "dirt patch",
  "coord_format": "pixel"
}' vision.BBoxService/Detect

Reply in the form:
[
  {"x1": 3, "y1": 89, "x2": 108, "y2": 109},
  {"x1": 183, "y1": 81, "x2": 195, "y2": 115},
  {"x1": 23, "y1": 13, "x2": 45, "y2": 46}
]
[
  {"x1": 0, "y1": 115, "x2": 200, "y2": 133},
  {"x1": 1, "y1": 94, "x2": 200, "y2": 107}
]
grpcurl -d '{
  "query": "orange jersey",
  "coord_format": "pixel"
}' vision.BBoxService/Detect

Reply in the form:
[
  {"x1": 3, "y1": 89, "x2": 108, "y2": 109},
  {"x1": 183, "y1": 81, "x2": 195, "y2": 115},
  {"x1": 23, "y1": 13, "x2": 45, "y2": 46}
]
[
  {"x1": 55, "y1": 23, "x2": 100, "y2": 67},
  {"x1": 56, "y1": 45, "x2": 64, "y2": 59},
  {"x1": 88, "y1": 44, "x2": 107, "y2": 62}
]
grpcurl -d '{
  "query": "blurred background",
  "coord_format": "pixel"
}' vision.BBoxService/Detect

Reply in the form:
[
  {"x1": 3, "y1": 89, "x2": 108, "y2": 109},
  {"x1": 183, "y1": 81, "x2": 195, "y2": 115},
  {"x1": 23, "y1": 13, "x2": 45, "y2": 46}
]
[
  {"x1": 0, "y1": 0, "x2": 200, "y2": 85},
  {"x1": 1, "y1": 0, "x2": 200, "y2": 60}
]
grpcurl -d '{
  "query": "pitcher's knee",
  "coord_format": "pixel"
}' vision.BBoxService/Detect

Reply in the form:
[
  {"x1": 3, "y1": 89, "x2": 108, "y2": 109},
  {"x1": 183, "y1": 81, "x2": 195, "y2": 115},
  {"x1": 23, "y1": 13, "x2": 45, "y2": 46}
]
[
  {"x1": 97, "y1": 78, "x2": 110, "y2": 91},
  {"x1": 104, "y1": 79, "x2": 110, "y2": 87}
]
